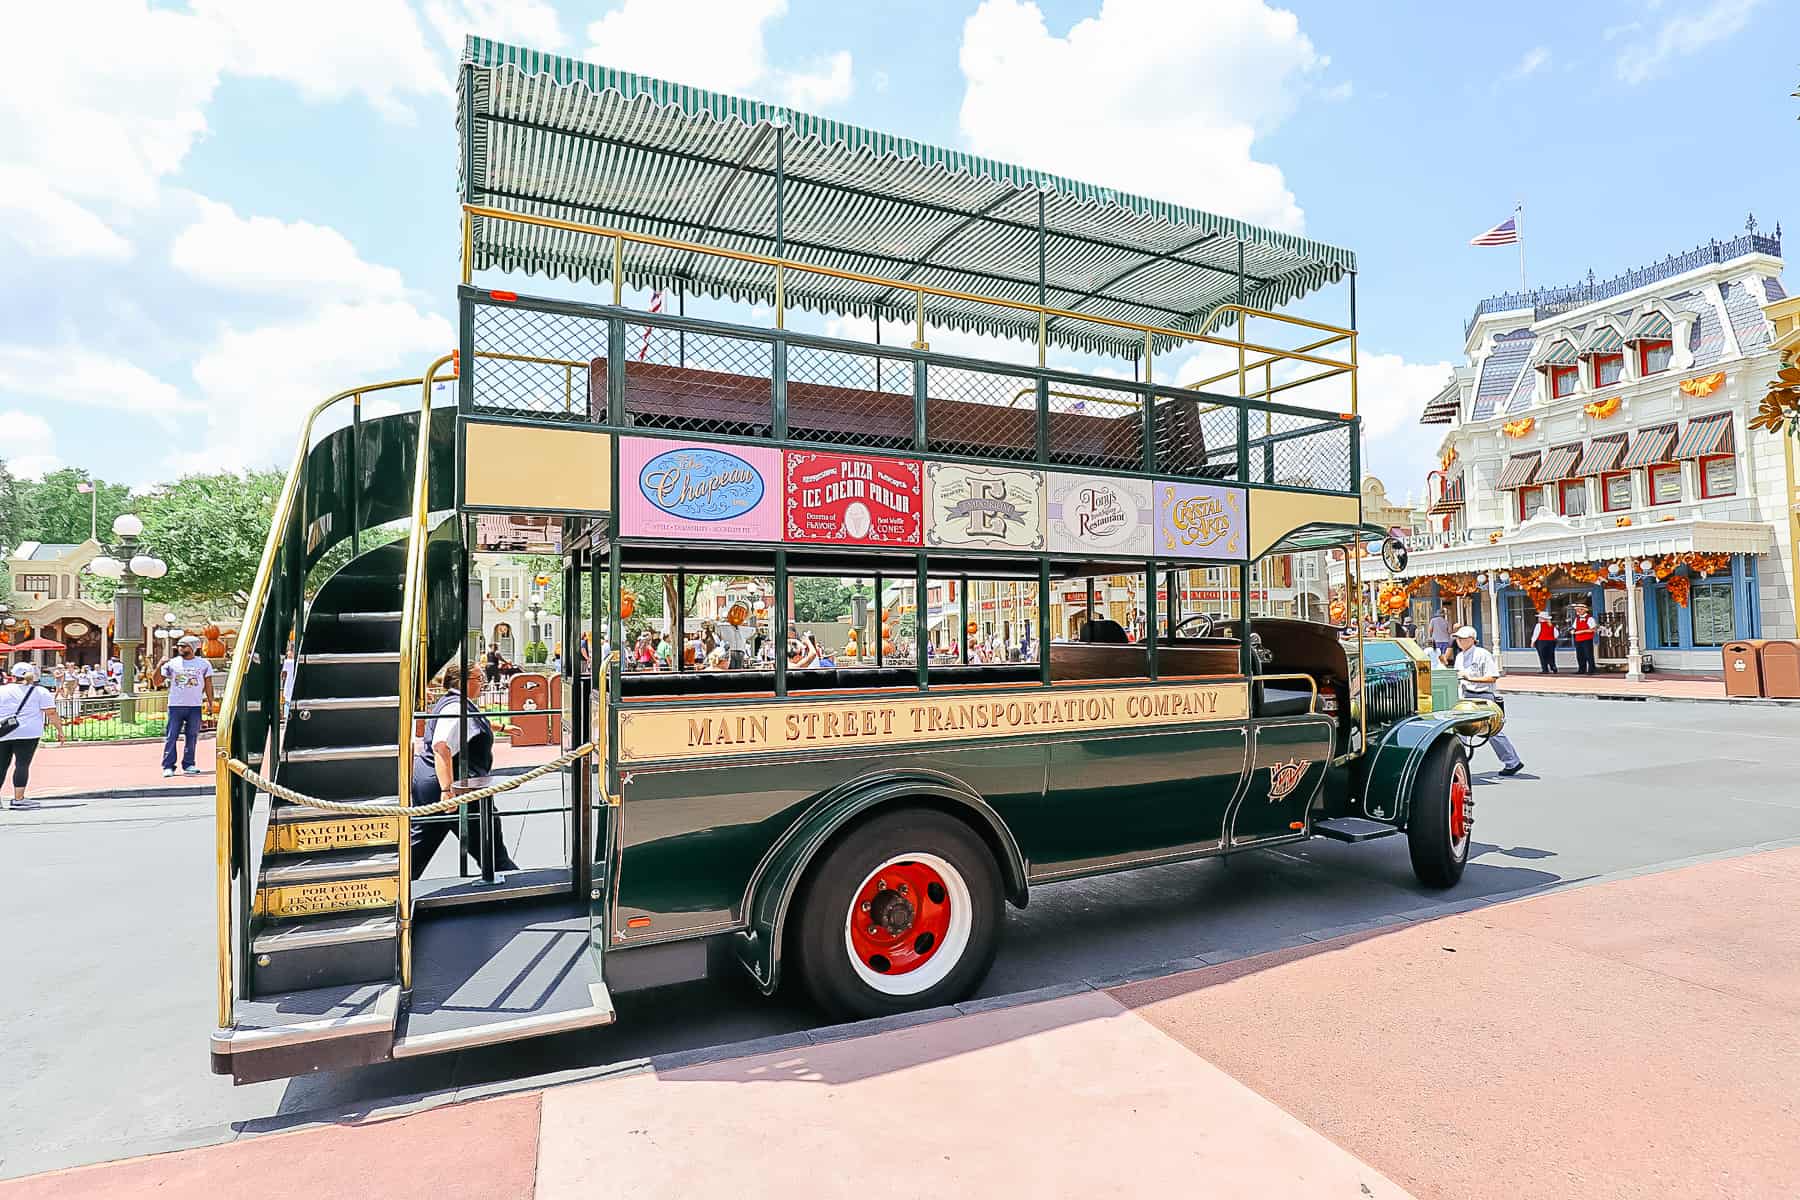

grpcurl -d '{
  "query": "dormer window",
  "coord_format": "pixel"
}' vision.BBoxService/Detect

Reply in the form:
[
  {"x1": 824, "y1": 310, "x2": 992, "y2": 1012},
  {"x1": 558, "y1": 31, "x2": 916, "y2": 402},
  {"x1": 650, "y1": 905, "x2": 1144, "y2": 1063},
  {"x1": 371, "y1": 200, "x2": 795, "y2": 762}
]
[
  {"x1": 1550, "y1": 366, "x2": 1578, "y2": 398},
  {"x1": 1578, "y1": 325, "x2": 1625, "y2": 391},
  {"x1": 1593, "y1": 354, "x2": 1624, "y2": 387},
  {"x1": 1531, "y1": 337, "x2": 1579, "y2": 400},
  {"x1": 1626, "y1": 311, "x2": 1674, "y2": 376}
]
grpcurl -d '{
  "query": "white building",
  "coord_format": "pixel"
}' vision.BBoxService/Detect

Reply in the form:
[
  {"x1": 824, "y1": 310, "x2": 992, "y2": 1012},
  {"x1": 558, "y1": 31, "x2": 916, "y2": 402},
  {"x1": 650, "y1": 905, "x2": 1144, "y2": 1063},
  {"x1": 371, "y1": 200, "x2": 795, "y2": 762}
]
[{"x1": 1364, "y1": 226, "x2": 1792, "y2": 675}]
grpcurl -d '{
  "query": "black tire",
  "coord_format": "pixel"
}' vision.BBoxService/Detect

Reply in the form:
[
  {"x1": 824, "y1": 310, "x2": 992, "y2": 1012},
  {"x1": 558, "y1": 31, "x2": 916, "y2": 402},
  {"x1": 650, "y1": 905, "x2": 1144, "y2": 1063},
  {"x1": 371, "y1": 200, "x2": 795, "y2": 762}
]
[
  {"x1": 790, "y1": 808, "x2": 1003, "y2": 1021},
  {"x1": 1407, "y1": 738, "x2": 1473, "y2": 888}
]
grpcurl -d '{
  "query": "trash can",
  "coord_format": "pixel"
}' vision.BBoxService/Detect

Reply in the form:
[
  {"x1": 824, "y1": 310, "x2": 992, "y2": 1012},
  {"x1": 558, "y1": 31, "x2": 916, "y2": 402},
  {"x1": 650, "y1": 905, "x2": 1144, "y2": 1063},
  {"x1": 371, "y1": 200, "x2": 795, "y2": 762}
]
[
  {"x1": 1721, "y1": 640, "x2": 1765, "y2": 697},
  {"x1": 1760, "y1": 641, "x2": 1800, "y2": 699}
]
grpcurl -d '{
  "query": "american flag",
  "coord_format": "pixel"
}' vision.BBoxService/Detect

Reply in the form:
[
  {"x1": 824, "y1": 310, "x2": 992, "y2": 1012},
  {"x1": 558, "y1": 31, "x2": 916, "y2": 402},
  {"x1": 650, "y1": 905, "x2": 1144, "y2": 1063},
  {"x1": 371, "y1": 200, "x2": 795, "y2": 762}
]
[
  {"x1": 1470, "y1": 216, "x2": 1520, "y2": 246},
  {"x1": 76, "y1": 481, "x2": 94, "y2": 494},
  {"x1": 637, "y1": 289, "x2": 664, "y2": 360}
]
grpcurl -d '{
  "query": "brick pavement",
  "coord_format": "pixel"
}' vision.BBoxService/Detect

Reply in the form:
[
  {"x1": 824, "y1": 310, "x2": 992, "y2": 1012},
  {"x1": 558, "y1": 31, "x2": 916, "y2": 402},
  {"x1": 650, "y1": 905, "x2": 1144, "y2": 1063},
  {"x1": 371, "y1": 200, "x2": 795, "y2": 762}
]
[{"x1": 8, "y1": 846, "x2": 1796, "y2": 1198}]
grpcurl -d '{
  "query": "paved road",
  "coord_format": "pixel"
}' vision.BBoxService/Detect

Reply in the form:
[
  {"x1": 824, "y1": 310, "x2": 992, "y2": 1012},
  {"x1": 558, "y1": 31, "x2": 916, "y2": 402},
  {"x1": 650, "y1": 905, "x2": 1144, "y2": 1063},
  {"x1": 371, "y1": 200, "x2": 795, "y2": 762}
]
[{"x1": 5, "y1": 695, "x2": 1799, "y2": 1179}]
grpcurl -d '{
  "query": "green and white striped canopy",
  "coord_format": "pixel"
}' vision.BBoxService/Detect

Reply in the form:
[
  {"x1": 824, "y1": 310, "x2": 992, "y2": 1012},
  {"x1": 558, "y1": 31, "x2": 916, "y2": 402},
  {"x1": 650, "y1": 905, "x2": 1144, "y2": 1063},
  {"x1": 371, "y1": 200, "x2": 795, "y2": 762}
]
[{"x1": 457, "y1": 37, "x2": 1357, "y2": 357}]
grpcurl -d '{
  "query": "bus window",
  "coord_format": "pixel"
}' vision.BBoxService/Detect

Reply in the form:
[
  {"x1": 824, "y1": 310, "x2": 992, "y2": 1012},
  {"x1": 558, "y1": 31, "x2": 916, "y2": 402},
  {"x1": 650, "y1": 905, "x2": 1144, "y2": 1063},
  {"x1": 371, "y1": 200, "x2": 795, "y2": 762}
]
[{"x1": 787, "y1": 575, "x2": 877, "y2": 669}]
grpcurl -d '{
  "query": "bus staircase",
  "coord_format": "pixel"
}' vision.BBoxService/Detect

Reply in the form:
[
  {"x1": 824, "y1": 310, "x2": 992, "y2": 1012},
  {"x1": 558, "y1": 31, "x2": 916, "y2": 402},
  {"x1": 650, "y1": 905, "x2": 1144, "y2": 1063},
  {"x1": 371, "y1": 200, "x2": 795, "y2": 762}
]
[{"x1": 213, "y1": 379, "x2": 611, "y2": 1084}]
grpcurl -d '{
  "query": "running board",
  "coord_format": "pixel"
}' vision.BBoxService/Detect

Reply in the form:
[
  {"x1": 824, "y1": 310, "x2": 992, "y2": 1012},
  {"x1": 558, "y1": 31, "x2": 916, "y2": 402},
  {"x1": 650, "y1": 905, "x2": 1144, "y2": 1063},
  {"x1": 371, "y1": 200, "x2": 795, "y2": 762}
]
[
  {"x1": 213, "y1": 982, "x2": 399, "y2": 1083},
  {"x1": 1312, "y1": 816, "x2": 1401, "y2": 843}
]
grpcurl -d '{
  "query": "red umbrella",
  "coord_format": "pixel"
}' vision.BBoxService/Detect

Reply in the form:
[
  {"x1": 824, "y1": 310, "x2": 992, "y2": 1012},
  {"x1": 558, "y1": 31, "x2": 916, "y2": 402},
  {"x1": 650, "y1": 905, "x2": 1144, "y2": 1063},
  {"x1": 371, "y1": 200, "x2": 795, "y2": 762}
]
[{"x1": 2, "y1": 636, "x2": 65, "y2": 654}]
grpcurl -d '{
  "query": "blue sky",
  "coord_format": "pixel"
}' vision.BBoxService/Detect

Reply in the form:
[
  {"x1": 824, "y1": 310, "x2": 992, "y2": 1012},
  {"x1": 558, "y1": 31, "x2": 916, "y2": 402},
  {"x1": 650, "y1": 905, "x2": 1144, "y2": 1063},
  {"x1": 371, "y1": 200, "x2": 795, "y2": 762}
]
[{"x1": 3, "y1": 0, "x2": 1796, "y2": 504}]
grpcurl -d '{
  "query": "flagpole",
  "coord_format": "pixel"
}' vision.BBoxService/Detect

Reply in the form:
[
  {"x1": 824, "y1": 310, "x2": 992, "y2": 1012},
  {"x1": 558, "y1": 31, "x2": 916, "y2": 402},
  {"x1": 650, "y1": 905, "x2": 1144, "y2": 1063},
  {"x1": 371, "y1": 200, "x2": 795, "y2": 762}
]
[
  {"x1": 1516, "y1": 201, "x2": 1526, "y2": 293},
  {"x1": 90, "y1": 487, "x2": 97, "y2": 542}
]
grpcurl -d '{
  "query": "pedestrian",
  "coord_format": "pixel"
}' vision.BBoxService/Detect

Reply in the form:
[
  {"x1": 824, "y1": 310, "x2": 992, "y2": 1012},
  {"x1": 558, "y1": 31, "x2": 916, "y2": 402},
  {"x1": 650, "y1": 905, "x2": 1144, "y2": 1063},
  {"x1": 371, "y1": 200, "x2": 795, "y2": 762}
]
[
  {"x1": 107, "y1": 654, "x2": 124, "y2": 690},
  {"x1": 1530, "y1": 610, "x2": 1559, "y2": 674},
  {"x1": 1569, "y1": 602, "x2": 1598, "y2": 676},
  {"x1": 159, "y1": 635, "x2": 215, "y2": 778},
  {"x1": 410, "y1": 663, "x2": 517, "y2": 878},
  {"x1": 1427, "y1": 607, "x2": 1453, "y2": 659},
  {"x1": 1401, "y1": 613, "x2": 1417, "y2": 641},
  {"x1": 653, "y1": 630, "x2": 675, "y2": 671},
  {"x1": 1, "y1": 663, "x2": 63, "y2": 810},
  {"x1": 1452, "y1": 626, "x2": 1524, "y2": 776}
]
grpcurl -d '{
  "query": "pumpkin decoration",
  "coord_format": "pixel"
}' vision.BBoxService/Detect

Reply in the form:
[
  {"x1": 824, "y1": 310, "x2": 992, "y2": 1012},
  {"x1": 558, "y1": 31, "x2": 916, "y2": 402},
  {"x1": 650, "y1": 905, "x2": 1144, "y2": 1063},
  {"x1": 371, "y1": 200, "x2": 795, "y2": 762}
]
[
  {"x1": 1434, "y1": 573, "x2": 1482, "y2": 598},
  {"x1": 966, "y1": 620, "x2": 980, "y2": 637},
  {"x1": 201, "y1": 623, "x2": 227, "y2": 658},
  {"x1": 1501, "y1": 417, "x2": 1535, "y2": 438},
  {"x1": 726, "y1": 602, "x2": 748, "y2": 627},
  {"x1": 1328, "y1": 600, "x2": 1347, "y2": 623},
  {"x1": 881, "y1": 639, "x2": 896, "y2": 656},
  {"x1": 619, "y1": 589, "x2": 637, "y2": 620},
  {"x1": 1583, "y1": 396, "x2": 1621, "y2": 419},
  {"x1": 1615, "y1": 516, "x2": 1633, "y2": 527},
  {"x1": 843, "y1": 629, "x2": 859, "y2": 659},
  {"x1": 1488, "y1": 530, "x2": 1504, "y2": 544}
]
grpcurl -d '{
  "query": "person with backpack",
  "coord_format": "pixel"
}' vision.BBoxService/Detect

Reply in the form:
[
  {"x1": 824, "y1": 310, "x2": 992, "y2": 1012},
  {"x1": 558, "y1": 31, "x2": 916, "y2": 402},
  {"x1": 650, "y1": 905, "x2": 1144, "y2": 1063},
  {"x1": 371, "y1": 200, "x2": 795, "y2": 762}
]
[
  {"x1": 410, "y1": 662, "x2": 517, "y2": 878},
  {"x1": 1, "y1": 663, "x2": 63, "y2": 810}
]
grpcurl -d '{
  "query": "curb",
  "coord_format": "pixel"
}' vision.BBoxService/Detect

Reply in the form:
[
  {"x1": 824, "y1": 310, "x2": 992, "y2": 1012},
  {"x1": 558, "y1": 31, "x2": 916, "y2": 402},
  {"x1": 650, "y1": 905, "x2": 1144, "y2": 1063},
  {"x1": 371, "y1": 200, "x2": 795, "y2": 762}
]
[
  {"x1": 1500, "y1": 687, "x2": 1800, "y2": 708},
  {"x1": 38, "y1": 784, "x2": 215, "y2": 800}
]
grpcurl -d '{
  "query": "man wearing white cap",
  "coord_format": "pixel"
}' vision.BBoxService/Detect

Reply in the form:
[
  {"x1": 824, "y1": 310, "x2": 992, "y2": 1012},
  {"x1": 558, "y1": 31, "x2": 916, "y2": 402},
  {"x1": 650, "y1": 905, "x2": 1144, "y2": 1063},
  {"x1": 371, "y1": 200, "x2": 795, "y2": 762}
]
[
  {"x1": 159, "y1": 635, "x2": 215, "y2": 778},
  {"x1": 1452, "y1": 626, "x2": 1524, "y2": 776},
  {"x1": 1, "y1": 663, "x2": 63, "y2": 810}
]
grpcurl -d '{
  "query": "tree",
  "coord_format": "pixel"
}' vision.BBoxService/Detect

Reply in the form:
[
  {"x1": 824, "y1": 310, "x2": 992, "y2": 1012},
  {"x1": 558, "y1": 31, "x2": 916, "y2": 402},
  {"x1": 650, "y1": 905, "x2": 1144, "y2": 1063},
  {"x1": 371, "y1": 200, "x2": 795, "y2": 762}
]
[
  {"x1": 0, "y1": 460, "x2": 23, "y2": 555},
  {"x1": 136, "y1": 471, "x2": 286, "y2": 605},
  {"x1": 792, "y1": 576, "x2": 852, "y2": 623},
  {"x1": 11, "y1": 468, "x2": 130, "y2": 546}
]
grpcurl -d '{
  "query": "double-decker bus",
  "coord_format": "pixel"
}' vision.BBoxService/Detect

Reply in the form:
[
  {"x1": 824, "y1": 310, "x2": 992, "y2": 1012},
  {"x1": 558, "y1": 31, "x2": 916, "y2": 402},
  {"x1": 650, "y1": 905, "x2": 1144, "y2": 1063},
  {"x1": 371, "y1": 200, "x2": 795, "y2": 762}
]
[{"x1": 209, "y1": 38, "x2": 1499, "y2": 1083}]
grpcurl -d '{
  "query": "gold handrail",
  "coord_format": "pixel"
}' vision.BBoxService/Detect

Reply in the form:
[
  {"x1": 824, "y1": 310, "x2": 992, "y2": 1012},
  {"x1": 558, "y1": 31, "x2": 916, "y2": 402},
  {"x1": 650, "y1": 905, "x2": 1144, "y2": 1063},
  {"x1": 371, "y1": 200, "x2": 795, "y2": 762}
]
[
  {"x1": 214, "y1": 376, "x2": 422, "y2": 1030},
  {"x1": 395, "y1": 354, "x2": 457, "y2": 990},
  {"x1": 461, "y1": 204, "x2": 1357, "y2": 407}
]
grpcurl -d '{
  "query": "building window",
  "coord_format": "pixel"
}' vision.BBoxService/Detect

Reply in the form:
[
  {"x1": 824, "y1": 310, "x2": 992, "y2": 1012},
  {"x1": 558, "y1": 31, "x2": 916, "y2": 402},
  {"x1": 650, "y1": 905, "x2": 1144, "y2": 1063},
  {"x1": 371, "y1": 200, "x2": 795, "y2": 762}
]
[
  {"x1": 1699, "y1": 454, "x2": 1737, "y2": 498},
  {"x1": 1690, "y1": 580, "x2": 1735, "y2": 647},
  {"x1": 1602, "y1": 472, "x2": 1632, "y2": 511},
  {"x1": 1648, "y1": 464, "x2": 1681, "y2": 505},
  {"x1": 1517, "y1": 488, "x2": 1545, "y2": 521},
  {"x1": 1559, "y1": 479, "x2": 1588, "y2": 517},
  {"x1": 1638, "y1": 340, "x2": 1672, "y2": 376},
  {"x1": 1654, "y1": 589, "x2": 1681, "y2": 647},
  {"x1": 496, "y1": 575, "x2": 516, "y2": 602},
  {"x1": 18, "y1": 574, "x2": 52, "y2": 593},
  {"x1": 1504, "y1": 594, "x2": 1535, "y2": 649},
  {"x1": 1550, "y1": 365, "x2": 1579, "y2": 398},
  {"x1": 1593, "y1": 354, "x2": 1624, "y2": 388}
]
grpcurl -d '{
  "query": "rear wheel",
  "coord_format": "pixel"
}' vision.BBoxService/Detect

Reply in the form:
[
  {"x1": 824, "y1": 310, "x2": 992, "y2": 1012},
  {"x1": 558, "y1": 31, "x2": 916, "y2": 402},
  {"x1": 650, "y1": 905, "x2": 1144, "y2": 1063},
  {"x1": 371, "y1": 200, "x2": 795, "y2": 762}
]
[
  {"x1": 790, "y1": 809, "x2": 1003, "y2": 1021},
  {"x1": 1407, "y1": 739, "x2": 1473, "y2": 888}
]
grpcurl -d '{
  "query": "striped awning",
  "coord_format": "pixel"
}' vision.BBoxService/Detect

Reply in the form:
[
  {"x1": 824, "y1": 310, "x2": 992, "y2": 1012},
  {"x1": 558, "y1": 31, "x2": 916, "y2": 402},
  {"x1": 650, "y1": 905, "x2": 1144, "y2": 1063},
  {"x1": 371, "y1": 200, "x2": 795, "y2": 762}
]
[
  {"x1": 1496, "y1": 452, "x2": 1542, "y2": 489},
  {"x1": 1532, "y1": 339, "x2": 1578, "y2": 367},
  {"x1": 1579, "y1": 326, "x2": 1624, "y2": 355},
  {"x1": 1628, "y1": 311, "x2": 1672, "y2": 341},
  {"x1": 1542, "y1": 444, "x2": 1584, "y2": 481},
  {"x1": 1580, "y1": 434, "x2": 1628, "y2": 475},
  {"x1": 1420, "y1": 378, "x2": 1460, "y2": 425},
  {"x1": 1673, "y1": 412, "x2": 1734, "y2": 459},
  {"x1": 1428, "y1": 474, "x2": 1465, "y2": 513},
  {"x1": 1621, "y1": 424, "x2": 1677, "y2": 468},
  {"x1": 457, "y1": 37, "x2": 1358, "y2": 356}
]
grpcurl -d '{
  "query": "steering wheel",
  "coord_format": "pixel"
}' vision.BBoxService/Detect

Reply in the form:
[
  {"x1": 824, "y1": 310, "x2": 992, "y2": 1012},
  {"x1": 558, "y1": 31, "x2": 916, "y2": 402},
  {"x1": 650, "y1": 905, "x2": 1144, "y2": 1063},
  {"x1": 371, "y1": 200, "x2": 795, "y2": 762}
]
[{"x1": 1170, "y1": 612, "x2": 1215, "y2": 639}]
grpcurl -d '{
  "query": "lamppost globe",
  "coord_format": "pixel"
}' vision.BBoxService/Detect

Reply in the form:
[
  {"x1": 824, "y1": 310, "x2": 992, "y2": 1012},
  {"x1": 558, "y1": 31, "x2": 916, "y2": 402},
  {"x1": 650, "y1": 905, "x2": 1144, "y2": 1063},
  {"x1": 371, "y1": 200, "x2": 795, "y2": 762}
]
[
  {"x1": 88, "y1": 555, "x2": 125, "y2": 579},
  {"x1": 130, "y1": 555, "x2": 167, "y2": 579},
  {"x1": 165, "y1": 613, "x2": 179, "y2": 627},
  {"x1": 112, "y1": 513, "x2": 144, "y2": 538}
]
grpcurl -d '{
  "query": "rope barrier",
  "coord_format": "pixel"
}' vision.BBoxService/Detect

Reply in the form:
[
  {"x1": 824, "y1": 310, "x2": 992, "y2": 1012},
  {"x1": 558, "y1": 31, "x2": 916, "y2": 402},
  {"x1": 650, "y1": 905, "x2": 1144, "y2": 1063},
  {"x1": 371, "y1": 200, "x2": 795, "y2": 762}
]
[{"x1": 224, "y1": 741, "x2": 598, "y2": 817}]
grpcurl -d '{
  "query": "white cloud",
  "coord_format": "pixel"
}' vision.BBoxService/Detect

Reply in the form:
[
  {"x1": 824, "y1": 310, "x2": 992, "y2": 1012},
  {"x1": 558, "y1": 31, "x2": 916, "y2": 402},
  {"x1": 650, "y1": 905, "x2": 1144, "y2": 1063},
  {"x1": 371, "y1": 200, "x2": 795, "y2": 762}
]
[
  {"x1": 1, "y1": 409, "x2": 62, "y2": 479},
  {"x1": 178, "y1": 300, "x2": 454, "y2": 475},
  {"x1": 1614, "y1": 0, "x2": 1759, "y2": 85},
  {"x1": 170, "y1": 198, "x2": 407, "y2": 300},
  {"x1": 1505, "y1": 46, "x2": 1552, "y2": 81},
  {"x1": 0, "y1": 346, "x2": 201, "y2": 430},
  {"x1": 582, "y1": 0, "x2": 852, "y2": 108},
  {"x1": 425, "y1": 0, "x2": 567, "y2": 55},
  {"x1": 0, "y1": 168, "x2": 134, "y2": 261},
  {"x1": 958, "y1": 0, "x2": 1324, "y2": 232}
]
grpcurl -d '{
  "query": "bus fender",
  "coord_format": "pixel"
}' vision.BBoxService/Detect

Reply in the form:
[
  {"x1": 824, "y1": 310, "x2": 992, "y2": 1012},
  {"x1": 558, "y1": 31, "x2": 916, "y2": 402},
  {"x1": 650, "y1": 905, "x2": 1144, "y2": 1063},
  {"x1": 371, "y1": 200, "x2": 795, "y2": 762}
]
[
  {"x1": 1358, "y1": 709, "x2": 1496, "y2": 824},
  {"x1": 733, "y1": 771, "x2": 1028, "y2": 996}
]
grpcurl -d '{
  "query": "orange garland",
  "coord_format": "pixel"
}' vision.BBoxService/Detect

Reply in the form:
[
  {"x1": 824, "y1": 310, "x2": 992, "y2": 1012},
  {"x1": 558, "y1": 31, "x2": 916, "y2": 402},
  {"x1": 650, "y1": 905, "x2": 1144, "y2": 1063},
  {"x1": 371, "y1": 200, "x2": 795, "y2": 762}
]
[
  {"x1": 1583, "y1": 396, "x2": 1621, "y2": 419},
  {"x1": 1501, "y1": 417, "x2": 1535, "y2": 438},
  {"x1": 1678, "y1": 371, "x2": 1726, "y2": 398}
]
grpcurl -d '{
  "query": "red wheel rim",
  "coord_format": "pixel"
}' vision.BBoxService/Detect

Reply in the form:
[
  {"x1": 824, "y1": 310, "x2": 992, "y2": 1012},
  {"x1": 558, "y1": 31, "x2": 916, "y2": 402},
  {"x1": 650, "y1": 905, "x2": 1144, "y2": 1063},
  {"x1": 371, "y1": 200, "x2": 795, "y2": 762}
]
[
  {"x1": 1449, "y1": 762, "x2": 1472, "y2": 843},
  {"x1": 847, "y1": 860, "x2": 953, "y2": 976}
]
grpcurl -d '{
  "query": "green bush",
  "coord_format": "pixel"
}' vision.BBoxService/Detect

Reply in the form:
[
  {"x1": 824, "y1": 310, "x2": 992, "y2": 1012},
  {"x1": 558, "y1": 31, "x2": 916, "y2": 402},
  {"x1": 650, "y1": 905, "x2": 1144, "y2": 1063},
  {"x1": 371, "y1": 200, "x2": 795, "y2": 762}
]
[{"x1": 523, "y1": 640, "x2": 549, "y2": 664}]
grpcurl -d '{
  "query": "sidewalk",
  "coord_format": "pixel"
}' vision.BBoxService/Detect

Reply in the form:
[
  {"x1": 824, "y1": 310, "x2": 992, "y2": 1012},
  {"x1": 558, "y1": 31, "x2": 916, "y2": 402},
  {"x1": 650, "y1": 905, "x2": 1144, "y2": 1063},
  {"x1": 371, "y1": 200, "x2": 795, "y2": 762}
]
[
  {"x1": 1498, "y1": 672, "x2": 1800, "y2": 704},
  {"x1": 9, "y1": 845, "x2": 1796, "y2": 1199}
]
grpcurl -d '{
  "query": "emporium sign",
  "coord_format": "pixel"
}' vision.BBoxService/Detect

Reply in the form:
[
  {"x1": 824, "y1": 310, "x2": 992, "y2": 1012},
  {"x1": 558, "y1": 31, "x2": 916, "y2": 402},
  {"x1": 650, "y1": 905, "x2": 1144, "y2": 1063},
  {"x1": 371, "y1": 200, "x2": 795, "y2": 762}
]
[
  {"x1": 617, "y1": 681, "x2": 1252, "y2": 762},
  {"x1": 784, "y1": 451, "x2": 922, "y2": 545}
]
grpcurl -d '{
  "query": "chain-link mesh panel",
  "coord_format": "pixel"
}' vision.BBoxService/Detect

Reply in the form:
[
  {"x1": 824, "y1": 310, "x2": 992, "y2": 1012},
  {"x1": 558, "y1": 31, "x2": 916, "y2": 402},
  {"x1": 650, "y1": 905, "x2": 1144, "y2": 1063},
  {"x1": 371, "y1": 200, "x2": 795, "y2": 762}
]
[
  {"x1": 924, "y1": 363, "x2": 1037, "y2": 461},
  {"x1": 1047, "y1": 381, "x2": 1142, "y2": 471},
  {"x1": 786, "y1": 343, "x2": 915, "y2": 450},
  {"x1": 1247, "y1": 409, "x2": 1354, "y2": 492},
  {"x1": 470, "y1": 303, "x2": 606, "y2": 421},
  {"x1": 622, "y1": 324, "x2": 773, "y2": 440},
  {"x1": 1152, "y1": 391, "x2": 1241, "y2": 480}
]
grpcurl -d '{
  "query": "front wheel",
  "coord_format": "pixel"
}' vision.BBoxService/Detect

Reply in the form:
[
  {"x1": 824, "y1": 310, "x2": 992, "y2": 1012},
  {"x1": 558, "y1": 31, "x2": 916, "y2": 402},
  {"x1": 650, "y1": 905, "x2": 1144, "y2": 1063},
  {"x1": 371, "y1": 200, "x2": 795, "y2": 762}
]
[
  {"x1": 790, "y1": 809, "x2": 1003, "y2": 1021},
  {"x1": 1407, "y1": 739, "x2": 1473, "y2": 888}
]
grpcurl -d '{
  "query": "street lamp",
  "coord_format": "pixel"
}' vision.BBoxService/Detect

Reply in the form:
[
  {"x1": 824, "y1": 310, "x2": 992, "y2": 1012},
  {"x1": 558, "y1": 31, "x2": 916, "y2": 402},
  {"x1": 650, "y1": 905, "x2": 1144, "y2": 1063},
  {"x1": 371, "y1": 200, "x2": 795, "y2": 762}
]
[
  {"x1": 527, "y1": 592, "x2": 544, "y2": 658},
  {"x1": 86, "y1": 513, "x2": 167, "y2": 722}
]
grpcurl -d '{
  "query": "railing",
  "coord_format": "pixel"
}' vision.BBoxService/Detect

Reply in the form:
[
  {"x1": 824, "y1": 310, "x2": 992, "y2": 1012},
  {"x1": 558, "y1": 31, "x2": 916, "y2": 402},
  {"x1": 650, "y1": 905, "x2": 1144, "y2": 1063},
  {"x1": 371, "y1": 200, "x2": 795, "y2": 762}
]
[
  {"x1": 51, "y1": 689, "x2": 173, "y2": 741},
  {"x1": 213, "y1": 377, "x2": 422, "y2": 1031},
  {"x1": 465, "y1": 292, "x2": 1362, "y2": 495},
  {"x1": 1463, "y1": 231, "x2": 1783, "y2": 339}
]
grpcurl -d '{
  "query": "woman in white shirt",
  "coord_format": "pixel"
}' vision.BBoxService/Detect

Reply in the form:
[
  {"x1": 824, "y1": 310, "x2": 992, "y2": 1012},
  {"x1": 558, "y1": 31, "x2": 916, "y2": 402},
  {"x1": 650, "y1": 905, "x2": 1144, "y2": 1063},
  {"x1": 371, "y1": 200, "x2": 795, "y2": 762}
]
[{"x1": 1, "y1": 663, "x2": 63, "y2": 810}]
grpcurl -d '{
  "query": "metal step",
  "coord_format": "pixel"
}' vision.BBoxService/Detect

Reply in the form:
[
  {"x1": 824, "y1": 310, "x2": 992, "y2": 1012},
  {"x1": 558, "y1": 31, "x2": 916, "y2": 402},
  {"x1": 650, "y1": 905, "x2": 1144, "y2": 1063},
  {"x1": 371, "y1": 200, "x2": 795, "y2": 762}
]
[
  {"x1": 318, "y1": 611, "x2": 403, "y2": 623},
  {"x1": 284, "y1": 743, "x2": 399, "y2": 763},
  {"x1": 299, "y1": 651, "x2": 400, "y2": 665},
  {"x1": 254, "y1": 911, "x2": 397, "y2": 954},
  {"x1": 291, "y1": 695, "x2": 400, "y2": 711},
  {"x1": 213, "y1": 982, "x2": 398, "y2": 1083},
  {"x1": 262, "y1": 847, "x2": 399, "y2": 886},
  {"x1": 1312, "y1": 816, "x2": 1401, "y2": 843}
]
